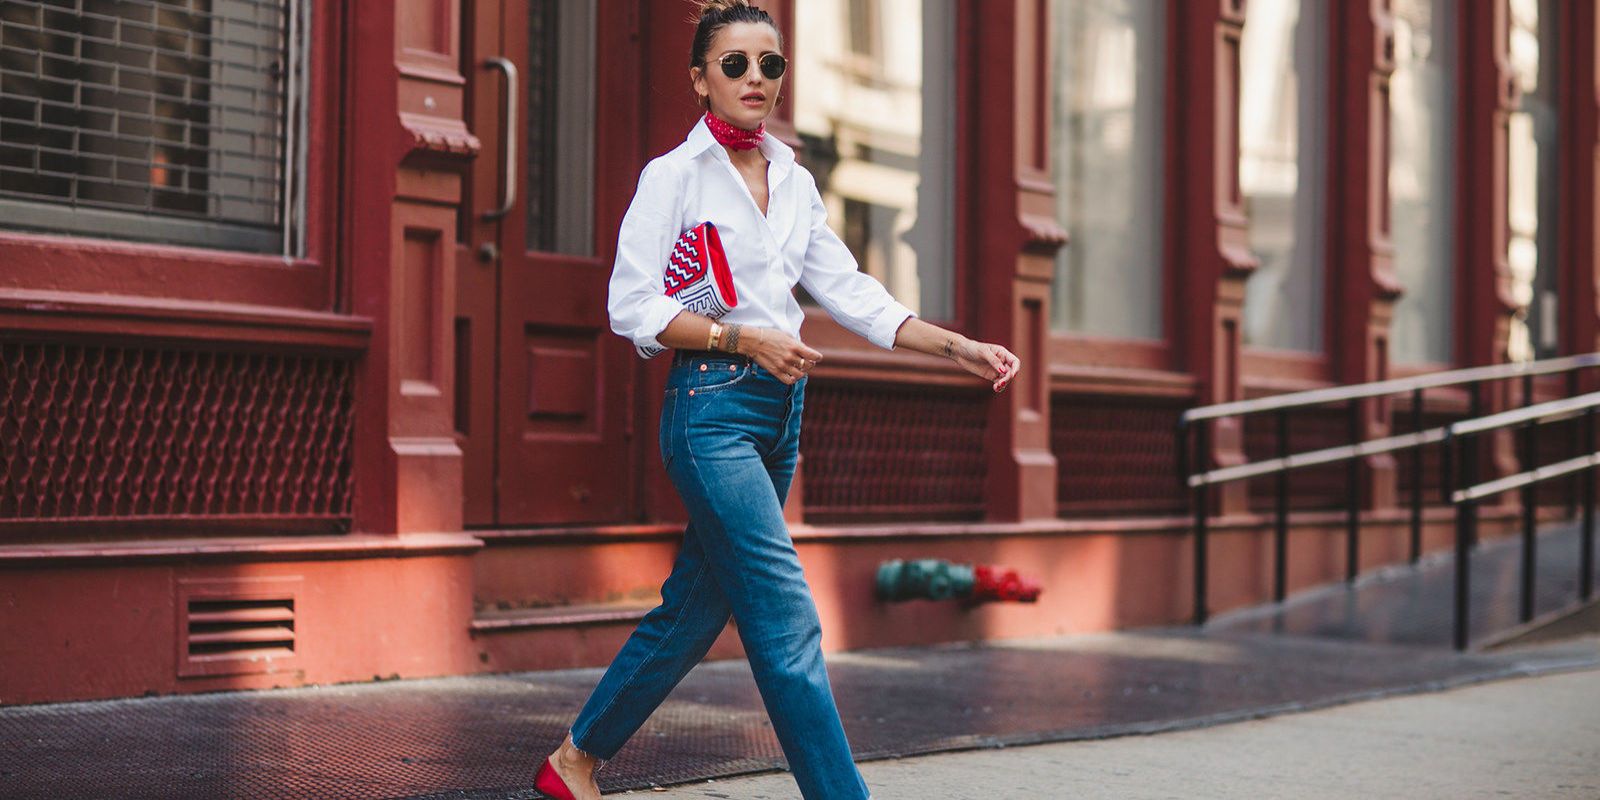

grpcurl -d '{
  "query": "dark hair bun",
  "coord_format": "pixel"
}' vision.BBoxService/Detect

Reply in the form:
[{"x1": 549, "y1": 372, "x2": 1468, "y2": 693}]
[
  {"x1": 688, "y1": 0, "x2": 782, "y2": 69},
  {"x1": 694, "y1": 0, "x2": 752, "y2": 13}
]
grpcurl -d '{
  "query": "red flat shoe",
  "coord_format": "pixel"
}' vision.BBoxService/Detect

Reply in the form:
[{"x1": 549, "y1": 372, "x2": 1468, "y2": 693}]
[{"x1": 533, "y1": 756, "x2": 578, "y2": 800}]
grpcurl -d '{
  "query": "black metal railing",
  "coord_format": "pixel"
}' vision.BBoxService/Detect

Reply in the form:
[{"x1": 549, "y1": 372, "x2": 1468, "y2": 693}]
[
  {"x1": 1177, "y1": 353, "x2": 1600, "y2": 648},
  {"x1": 1443, "y1": 393, "x2": 1600, "y2": 649}
]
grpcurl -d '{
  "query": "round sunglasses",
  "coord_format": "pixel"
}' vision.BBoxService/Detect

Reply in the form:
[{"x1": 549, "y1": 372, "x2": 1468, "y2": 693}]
[{"x1": 710, "y1": 52, "x2": 788, "y2": 81}]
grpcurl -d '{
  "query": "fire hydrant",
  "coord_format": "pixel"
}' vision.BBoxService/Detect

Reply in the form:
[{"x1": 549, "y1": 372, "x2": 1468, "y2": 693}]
[{"x1": 875, "y1": 559, "x2": 1041, "y2": 604}]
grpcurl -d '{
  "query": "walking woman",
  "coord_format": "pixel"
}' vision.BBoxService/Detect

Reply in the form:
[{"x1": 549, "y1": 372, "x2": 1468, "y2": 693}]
[{"x1": 533, "y1": 2, "x2": 1018, "y2": 798}]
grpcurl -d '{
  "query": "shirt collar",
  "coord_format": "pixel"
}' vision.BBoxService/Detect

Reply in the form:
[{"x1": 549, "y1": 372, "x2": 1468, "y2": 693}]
[{"x1": 685, "y1": 114, "x2": 795, "y2": 186}]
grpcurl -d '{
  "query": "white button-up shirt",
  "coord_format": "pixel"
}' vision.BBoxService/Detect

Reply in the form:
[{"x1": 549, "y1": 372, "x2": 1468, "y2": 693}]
[{"x1": 607, "y1": 115, "x2": 918, "y2": 357}]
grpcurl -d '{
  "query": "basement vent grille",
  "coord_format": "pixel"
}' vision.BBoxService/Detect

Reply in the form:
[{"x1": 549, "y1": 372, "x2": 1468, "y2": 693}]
[{"x1": 177, "y1": 577, "x2": 300, "y2": 677}]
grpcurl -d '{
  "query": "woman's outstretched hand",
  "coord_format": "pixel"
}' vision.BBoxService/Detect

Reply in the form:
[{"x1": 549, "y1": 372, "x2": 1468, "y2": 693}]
[
  {"x1": 742, "y1": 326, "x2": 823, "y2": 385},
  {"x1": 951, "y1": 338, "x2": 1020, "y2": 393}
]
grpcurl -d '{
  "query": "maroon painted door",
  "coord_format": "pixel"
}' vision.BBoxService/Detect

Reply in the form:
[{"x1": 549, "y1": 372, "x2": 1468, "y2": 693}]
[{"x1": 459, "y1": 0, "x2": 635, "y2": 526}]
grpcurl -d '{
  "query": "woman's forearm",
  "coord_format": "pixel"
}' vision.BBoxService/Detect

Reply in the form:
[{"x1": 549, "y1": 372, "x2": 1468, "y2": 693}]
[
  {"x1": 894, "y1": 316, "x2": 1016, "y2": 390},
  {"x1": 656, "y1": 310, "x2": 970, "y2": 363},
  {"x1": 655, "y1": 309, "x2": 758, "y2": 355},
  {"x1": 655, "y1": 310, "x2": 1009, "y2": 389},
  {"x1": 892, "y1": 317, "x2": 973, "y2": 361}
]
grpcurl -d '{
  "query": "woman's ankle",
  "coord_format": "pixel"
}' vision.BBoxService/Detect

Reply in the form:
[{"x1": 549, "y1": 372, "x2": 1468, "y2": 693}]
[{"x1": 557, "y1": 732, "x2": 598, "y2": 768}]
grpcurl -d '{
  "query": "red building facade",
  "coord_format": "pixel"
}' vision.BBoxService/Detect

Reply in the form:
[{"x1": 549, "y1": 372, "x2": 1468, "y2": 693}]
[{"x1": 2, "y1": 0, "x2": 1596, "y2": 704}]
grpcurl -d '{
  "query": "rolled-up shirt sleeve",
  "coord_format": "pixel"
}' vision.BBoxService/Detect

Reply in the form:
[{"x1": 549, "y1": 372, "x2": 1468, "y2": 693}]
[
  {"x1": 797, "y1": 174, "x2": 917, "y2": 351},
  {"x1": 608, "y1": 158, "x2": 690, "y2": 353}
]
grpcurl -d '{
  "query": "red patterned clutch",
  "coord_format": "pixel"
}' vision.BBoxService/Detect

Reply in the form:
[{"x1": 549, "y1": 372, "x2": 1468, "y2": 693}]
[{"x1": 636, "y1": 221, "x2": 739, "y2": 358}]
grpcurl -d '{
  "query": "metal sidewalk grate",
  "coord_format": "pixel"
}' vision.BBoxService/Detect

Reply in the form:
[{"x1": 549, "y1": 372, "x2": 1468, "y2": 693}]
[{"x1": 1, "y1": 624, "x2": 1595, "y2": 799}]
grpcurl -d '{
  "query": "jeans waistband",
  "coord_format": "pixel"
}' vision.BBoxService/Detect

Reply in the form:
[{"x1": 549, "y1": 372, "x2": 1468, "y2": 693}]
[{"x1": 671, "y1": 348, "x2": 753, "y2": 368}]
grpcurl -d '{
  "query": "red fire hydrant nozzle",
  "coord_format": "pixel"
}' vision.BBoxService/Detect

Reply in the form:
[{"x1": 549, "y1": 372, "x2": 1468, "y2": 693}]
[{"x1": 971, "y1": 564, "x2": 1042, "y2": 603}]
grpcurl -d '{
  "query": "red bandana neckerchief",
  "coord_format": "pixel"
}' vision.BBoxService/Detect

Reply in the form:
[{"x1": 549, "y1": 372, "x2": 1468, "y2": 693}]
[{"x1": 704, "y1": 111, "x2": 765, "y2": 151}]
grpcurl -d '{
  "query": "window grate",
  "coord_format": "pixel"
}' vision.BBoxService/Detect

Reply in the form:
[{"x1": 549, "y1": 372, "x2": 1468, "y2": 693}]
[
  {"x1": 0, "y1": 339, "x2": 355, "y2": 527},
  {"x1": 0, "y1": 0, "x2": 308, "y2": 255}
]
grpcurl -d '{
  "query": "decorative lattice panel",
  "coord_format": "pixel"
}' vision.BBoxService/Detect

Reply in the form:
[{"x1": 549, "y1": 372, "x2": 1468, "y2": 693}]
[
  {"x1": 1053, "y1": 393, "x2": 1189, "y2": 517},
  {"x1": 801, "y1": 382, "x2": 987, "y2": 522},
  {"x1": 0, "y1": 340, "x2": 354, "y2": 526},
  {"x1": 1242, "y1": 403, "x2": 1353, "y2": 512}
]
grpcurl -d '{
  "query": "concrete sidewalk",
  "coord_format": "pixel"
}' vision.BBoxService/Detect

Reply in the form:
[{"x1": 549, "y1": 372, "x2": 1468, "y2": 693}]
[
  {"x1": 620, "y1": 645, "x2": 1600, "y2": 800},
  {"x1": 4, "y1": 627, "x2": 1593, "y2": 800}
]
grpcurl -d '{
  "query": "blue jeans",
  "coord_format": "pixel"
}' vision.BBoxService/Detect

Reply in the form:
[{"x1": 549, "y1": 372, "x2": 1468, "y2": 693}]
[{"x1": 567, "y1": 350, "x2": 871, "y2": 800}]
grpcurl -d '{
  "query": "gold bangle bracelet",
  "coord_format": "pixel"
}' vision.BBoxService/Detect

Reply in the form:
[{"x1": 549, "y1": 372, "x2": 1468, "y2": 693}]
[{"x1": 707, "y1": 321, "x2": 722, "y2": 351}]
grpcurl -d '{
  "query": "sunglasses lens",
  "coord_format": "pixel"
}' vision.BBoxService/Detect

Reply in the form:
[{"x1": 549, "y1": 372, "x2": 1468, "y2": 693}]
[
  {"x1": 719, "y1": 54, "x2": 748, "y2": 79},
  {"x1": 759, "y1": 54, "x2": 787, "y2": 79}
]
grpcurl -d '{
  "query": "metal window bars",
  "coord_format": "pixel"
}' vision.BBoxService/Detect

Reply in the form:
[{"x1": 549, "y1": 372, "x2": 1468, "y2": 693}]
[
  {"x1": 0, "y1": 0, "x2": 308, "y2": 255},
  {"x1": 1177, "y1": 353, "x2": 1600, "y2": 649}
]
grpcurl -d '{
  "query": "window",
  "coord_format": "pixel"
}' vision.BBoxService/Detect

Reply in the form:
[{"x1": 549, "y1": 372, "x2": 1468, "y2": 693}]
[
  {"x1": 1049, "y1": 0, "x2": 1164, "y2": 338},
  {"x1": 846, "y1": 0, "x2": 881, "y2": 60},
  {"x1": 1388, "y1": 0, "x2": 1456, "y2": 365},
  {"x1": 0, "y1": 0, "x2": 309, "y2": 255},
  {"x1": 1506, "y1": 0, "x2": 1559, "y2": 362},
  {"x1": 525, "y1": 0, "x2": 594, "y2": 256},
  {"x1": 794, "y1": 0, "x2": 955, "y2": 321},
  {"x1": 1239, "y1": 0, "x2": 1327, "y2": 352}
]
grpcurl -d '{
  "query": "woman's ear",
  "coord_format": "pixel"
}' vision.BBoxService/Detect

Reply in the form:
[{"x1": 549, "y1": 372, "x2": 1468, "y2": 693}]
[{"x1": 689, "y1": 66, "x2": 708, "y2": 106}]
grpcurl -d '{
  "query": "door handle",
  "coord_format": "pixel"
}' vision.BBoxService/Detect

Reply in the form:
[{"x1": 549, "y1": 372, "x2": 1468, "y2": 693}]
[{"x1": 482, "y1": 56, "x2": 518, "y2": 220}]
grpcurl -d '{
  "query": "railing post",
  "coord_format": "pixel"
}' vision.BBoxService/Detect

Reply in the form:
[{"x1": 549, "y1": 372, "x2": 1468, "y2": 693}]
[
  {"x1": 1518, "y1": 374, "x2": 1535, "y2": 608},
  {"x1": 1520, "y1": 417, "x2": 1537, "y2": 623},
  {"x1": 1584, "y1": 407, "x2": 1595, "y2": 602},
  {"x1": 1410, "y1": 387, "x2": 1424, "y2": 564},
  {"x1": 1567, "y1": 370, "x2": 1581, "y2": 515},
  {"x1": 1194, "y1": 419, "x2": 1210, "y2": 626},
  {"x1": 1345, "y1": 399, "x2": 1361, "y2": 582},
  {"x1": 1447, "y1": 432, "x2": 1471, "y2": 652},
  {"x1": 1467, "y1": 384, "x2": 1483, "y2": 548},
  {"x1": 1275, "y1": 409, "x2": 1289, "y2": 603},
  {"x1": 1457, "y1": 501, "x2": 1476, "y2": 651}
]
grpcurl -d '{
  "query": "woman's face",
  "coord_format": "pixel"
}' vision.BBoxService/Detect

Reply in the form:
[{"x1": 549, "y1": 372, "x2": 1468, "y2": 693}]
[{"x1": 692, "y1": 21, "x2": 783, "y2": 129}]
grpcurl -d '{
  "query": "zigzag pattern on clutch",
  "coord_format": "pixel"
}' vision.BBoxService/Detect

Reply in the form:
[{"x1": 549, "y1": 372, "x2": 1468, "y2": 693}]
[{"x1": 664, "y1": 233, "x2": 706, "y2": 294}]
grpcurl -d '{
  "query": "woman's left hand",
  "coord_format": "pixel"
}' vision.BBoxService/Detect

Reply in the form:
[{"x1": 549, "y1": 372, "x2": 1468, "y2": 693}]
[{"x1": 952, "y1": 338, "x2": 1020, "y2": 393}]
